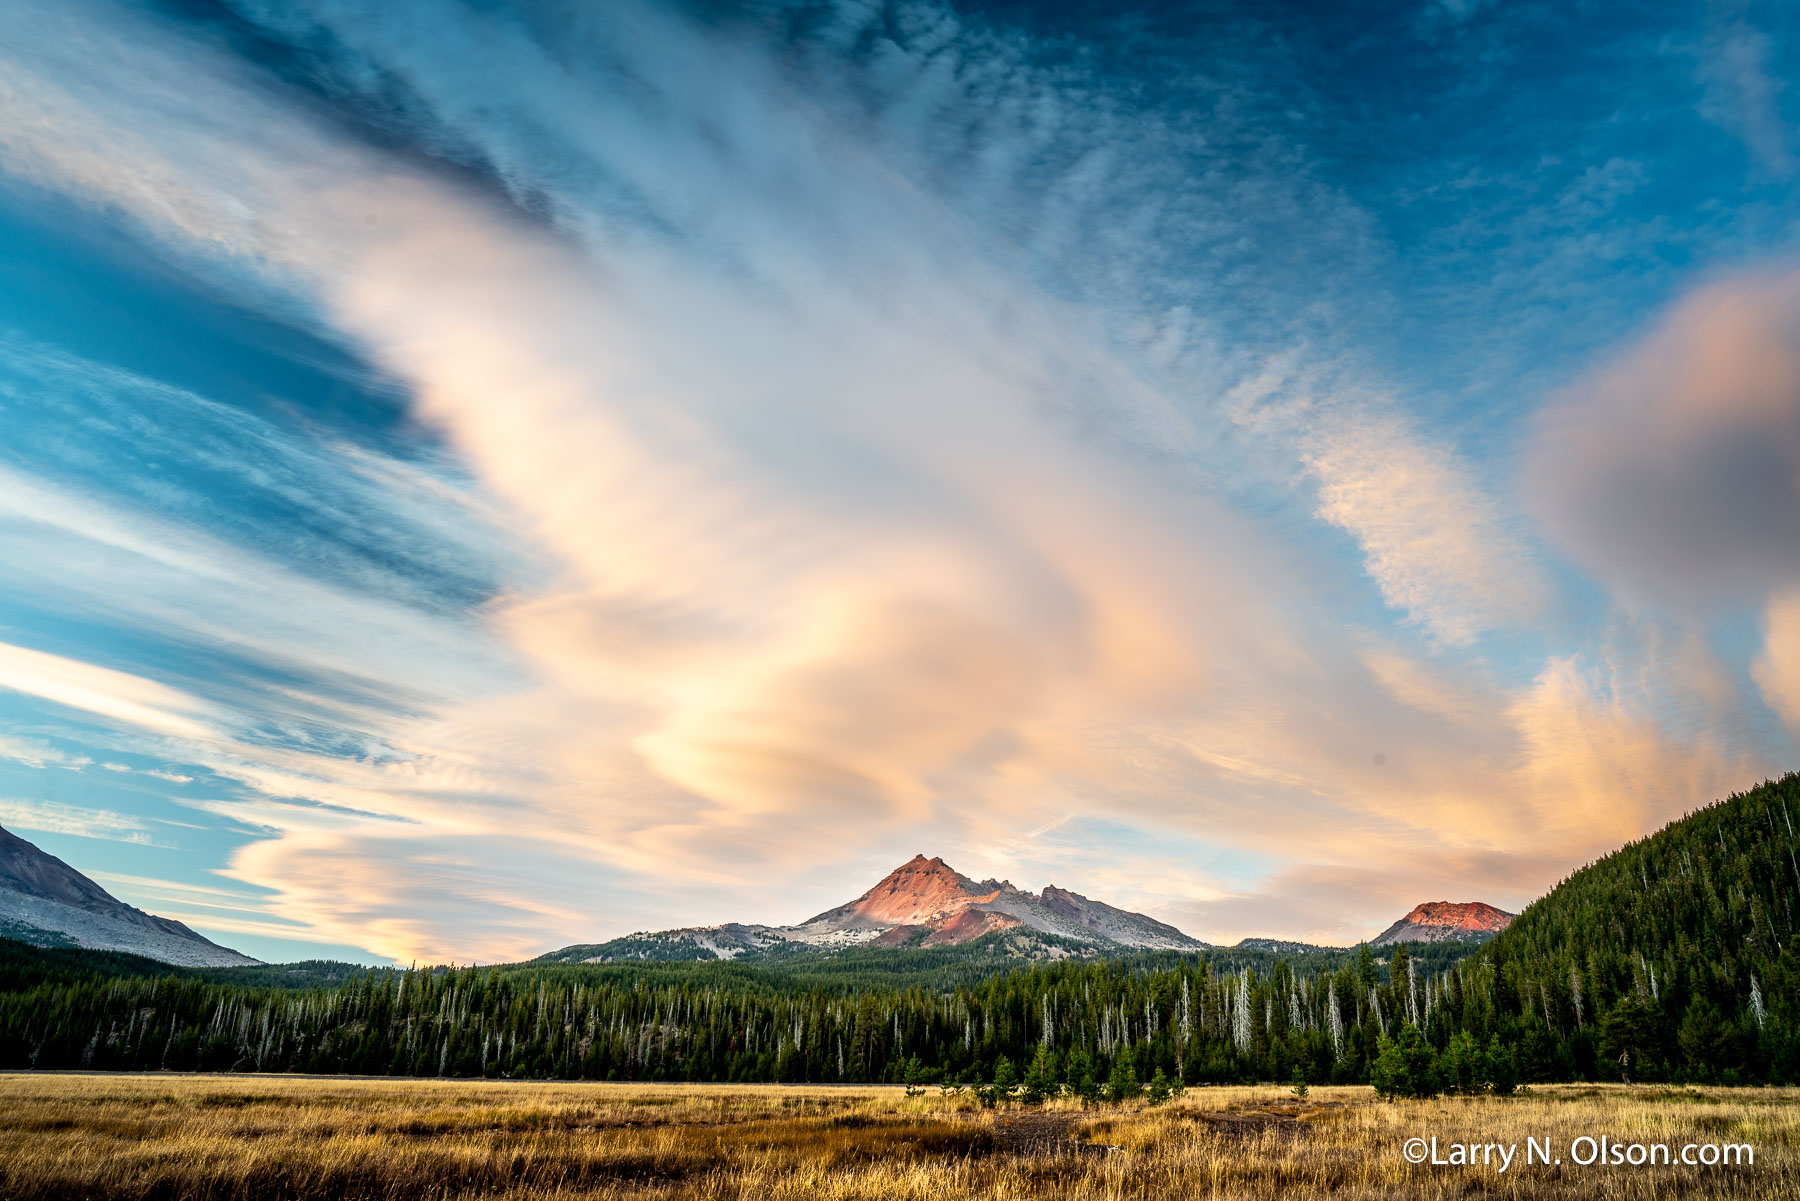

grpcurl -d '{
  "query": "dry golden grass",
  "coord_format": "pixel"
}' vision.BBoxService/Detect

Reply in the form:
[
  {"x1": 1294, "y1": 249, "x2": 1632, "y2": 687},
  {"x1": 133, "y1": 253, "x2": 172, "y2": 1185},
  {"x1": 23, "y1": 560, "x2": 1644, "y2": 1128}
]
[{"x1": 0, "y1": 1074, "x2": 1791, "y2": 1199}]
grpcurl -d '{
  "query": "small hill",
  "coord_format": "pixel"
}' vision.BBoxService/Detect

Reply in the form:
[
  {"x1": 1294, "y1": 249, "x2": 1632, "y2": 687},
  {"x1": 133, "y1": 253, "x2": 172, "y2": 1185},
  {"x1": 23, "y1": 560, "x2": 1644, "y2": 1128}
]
[
  {"x1": 1371, "y1": 900, "x2": 1514, "y2": 945},
  {"x1": 0, "y1": 825, "x2": 257, "y2": 968}
]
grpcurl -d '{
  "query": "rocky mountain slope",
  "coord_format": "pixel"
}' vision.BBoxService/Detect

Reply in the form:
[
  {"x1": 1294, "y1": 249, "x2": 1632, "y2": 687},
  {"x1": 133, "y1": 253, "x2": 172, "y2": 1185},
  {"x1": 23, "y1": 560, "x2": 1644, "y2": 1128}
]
[
  {"x1": 0, "y1": 825, "x2": 258, "y2": 967},
  {"x1": 539, "y1": 854, "x2": 1208, "y2": 963},
  {"x1": 1369, "y1": 900, "x2": 1513, "y2": 945},
  {"x1": 795, "y1": 855, "x2": 1206, "y2": 950}
]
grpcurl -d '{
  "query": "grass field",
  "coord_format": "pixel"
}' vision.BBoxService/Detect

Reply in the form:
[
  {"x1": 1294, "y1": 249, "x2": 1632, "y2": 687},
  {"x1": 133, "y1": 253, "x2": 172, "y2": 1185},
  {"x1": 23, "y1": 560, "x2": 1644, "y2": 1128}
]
[{"x1": 0, "y1": 1074, "x2": 1791, "y2": 1199}]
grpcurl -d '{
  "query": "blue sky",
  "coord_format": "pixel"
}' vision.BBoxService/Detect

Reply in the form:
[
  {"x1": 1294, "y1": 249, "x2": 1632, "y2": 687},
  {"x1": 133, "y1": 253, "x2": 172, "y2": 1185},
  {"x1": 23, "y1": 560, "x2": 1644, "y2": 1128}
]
[{"x1": 0, "y1": 0, "x2": 1797, "y2": 964}]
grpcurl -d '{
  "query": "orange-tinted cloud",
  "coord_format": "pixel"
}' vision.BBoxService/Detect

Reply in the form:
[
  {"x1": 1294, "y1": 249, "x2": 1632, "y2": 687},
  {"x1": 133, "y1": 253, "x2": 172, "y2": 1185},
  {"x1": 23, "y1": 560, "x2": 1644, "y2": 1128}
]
[
  {"x1": 1526, "y1": 270, "x2": 1800, "y2": 607},
  {"x1": 1755, "y1": 590, "x2": 1800, "y2": 740}
]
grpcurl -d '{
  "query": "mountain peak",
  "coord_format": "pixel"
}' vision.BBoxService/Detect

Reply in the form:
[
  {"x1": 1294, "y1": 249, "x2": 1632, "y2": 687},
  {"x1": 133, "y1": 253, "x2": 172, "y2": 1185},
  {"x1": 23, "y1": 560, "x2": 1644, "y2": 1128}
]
[
  {"x1": 1401, "y1": 901, "x2": 1512, "y2": 931},
  {"x1": 798, "y1": 855, "x2": 992, "y2": 931},
  {"x1": 1372, "y1": 899, "x2": 1513, "y2": 945},
  {"x1": 544, "y1": 853, "x2": 1211, "y2": 962},
  {"x1": 790, "y1": 854, "x2": 1208, "y2": 951}
]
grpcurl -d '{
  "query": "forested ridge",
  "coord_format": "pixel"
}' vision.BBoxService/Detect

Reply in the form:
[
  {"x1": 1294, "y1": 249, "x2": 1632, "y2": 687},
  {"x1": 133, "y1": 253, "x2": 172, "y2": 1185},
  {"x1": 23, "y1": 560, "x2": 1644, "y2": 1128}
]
[
  {"x1": 1, "y1": 775, "x2": 1794, "y2": 1087},
  {"x1": 1467, "y1": 772, "x2": 1799, "y2": 1084}
]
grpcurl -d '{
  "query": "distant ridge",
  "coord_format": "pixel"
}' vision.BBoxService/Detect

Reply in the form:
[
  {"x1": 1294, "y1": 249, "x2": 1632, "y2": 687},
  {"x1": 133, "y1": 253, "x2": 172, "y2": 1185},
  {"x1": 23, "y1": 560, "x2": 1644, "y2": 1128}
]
[
  {"x1": 0, "y1": 825, "x2": 258, "y2": 967},
  {"x1": 1233, "y1": 937, "x2": 1336, "y2": 954}
]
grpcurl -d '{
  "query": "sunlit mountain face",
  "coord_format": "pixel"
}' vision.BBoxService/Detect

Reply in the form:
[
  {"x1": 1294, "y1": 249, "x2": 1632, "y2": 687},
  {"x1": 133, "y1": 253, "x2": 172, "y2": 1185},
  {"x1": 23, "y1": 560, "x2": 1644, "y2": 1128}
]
[{"x1": 0, "y1": 0, "x2": 1796, "y2": 965}]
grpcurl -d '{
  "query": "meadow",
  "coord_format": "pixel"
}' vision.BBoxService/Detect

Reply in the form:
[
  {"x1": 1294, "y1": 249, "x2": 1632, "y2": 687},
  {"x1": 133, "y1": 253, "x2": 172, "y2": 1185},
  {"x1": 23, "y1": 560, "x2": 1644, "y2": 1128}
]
[{"x1": 0, "y1": 1074, "x2": 1791, "y2": 1200}]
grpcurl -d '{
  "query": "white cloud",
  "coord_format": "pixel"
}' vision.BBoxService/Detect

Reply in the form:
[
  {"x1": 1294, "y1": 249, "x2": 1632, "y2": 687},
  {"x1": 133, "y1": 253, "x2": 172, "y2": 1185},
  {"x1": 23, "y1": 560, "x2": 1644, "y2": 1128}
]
[
  {"x1": 1303, "y1": 404, "x2": 1551, "y2": 644},
  {"x1": 0, "y1": 735, "x2": 90, "y2": 771},
  {"x1": 0, "y1": 641, "x2": 217, "y2": 741},
  {"x1": 0, "y1": 797, "x2": 166, "y2": 846}
]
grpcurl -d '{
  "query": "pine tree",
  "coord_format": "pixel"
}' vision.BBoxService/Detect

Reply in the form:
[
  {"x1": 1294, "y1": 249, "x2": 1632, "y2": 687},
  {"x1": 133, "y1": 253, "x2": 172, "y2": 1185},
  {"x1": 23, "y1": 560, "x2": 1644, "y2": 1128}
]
[
  {"x1": 1480, "y1": 1034, "x2": 1518, "y2": 1096},
  {"x1": 1065, "y1": 1047, "x2": 1100, "y2": 1107},
  {"x1": 1371, "y1": 1024, "x2": 1437, "y2": 1100},
  {"x1": 988, "y1": 1054, "x2": 1017, "y2": 1106},
  {"x1": 1600, "y1": 994, "x2": 1658, "y2": 1083},
  {"x1": 1107, "y1": 1046, "x2": 1141, "y2": 1104},
  {"x1": 1019, "y1": 1044, "x2": 1055, "y2": 1106},
  {"x1": 1356, "y1": 944, "x2": 1376, "y2": 992},
  {"x1": 1438, "y1": 1030, "x2": 1479, "y2": 1095},
  {"x1": 1676, "y1": 999, "x2": 1731, "y2": 1082}
]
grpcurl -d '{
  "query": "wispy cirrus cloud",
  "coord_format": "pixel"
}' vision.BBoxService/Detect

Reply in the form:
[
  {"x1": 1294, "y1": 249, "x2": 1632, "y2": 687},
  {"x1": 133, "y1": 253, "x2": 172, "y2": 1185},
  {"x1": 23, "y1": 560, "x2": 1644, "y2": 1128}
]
[
  {"x1": 1303, "y1": 405, "x2": 1550, "y2": 645},
  {"x1": 1696, "y1": 9, "x2": 1795, "y2": 178},
  {"x1": 0, "y1": 641, "x2": 218, "y2": 742},
  {"x1": 0, "y1": 735, "x2": 90, "y2": 771},
  {"x1": 0, "y1": 797, "x2": 167, "y2": 845}
]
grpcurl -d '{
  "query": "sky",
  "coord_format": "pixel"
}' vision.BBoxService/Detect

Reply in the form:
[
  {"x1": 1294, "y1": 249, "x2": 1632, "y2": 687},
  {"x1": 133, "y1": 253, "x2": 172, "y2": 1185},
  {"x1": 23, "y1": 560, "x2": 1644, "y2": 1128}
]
[{"x1": 0, "y1": 0, "x2": 1798, "y2": 965}]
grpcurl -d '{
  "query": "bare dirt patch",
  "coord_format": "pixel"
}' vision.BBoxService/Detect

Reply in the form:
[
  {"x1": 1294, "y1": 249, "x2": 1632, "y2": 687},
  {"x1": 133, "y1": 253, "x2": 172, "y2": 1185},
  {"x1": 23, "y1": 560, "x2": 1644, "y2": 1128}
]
[{"x1": 986, "y1": 1108, "x2": 1108, "y2": 1156}]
